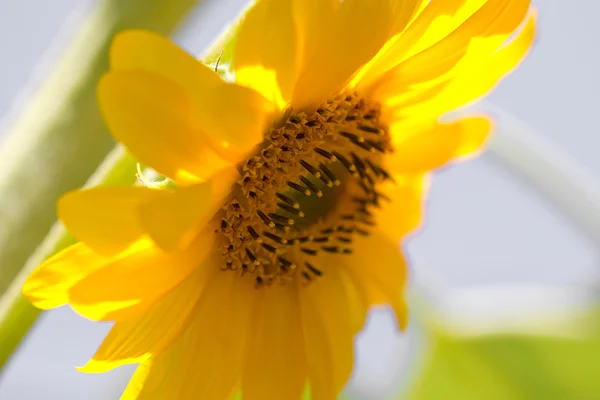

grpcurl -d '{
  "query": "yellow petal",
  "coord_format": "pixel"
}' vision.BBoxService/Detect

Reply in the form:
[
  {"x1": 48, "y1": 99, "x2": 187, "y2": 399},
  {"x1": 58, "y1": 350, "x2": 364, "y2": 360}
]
[
  {"x1": 191, "y1": 83, "x2": 275, "y2": 161},
  {"x1": 371, "y1": 0, "x2": 530, "y2": 92},
  {"x1": 138, "y1": 183, "x2": 211, "y2": 251},
  {"x1": 350, "y1": 0, "x2": 423, "y2": 88},
  {"x1": 291, "y1": 0, "x2": 338, "y2": 83},
  {"x1": 344, "y1": 231, "x2": 409, "y2": 329},
  {"x1": 110, "y1": 30, "x2": 222, "y2": 91},
  {"x1": 22, "y1": 243, "x2": 105, "y2": 310},
  {"x1": 110, "y1": 30, "x2": 274, "y2": 161},
  {"x1": 121, "y1": 272, "x2": 258, "y2": 400},
  {"x1": 386, "y1": 117, "x2": 491, "y2": 173},
  {"x1": 242, "y1": 283, "x2": 307, "y2": 400},
  {"x1": 97, "y1": 70, "x2": 230, "y2": 183},
  {"x1": 375, "y1": 174, "x2": 429, "y2": 245},
  {"x1": 77, "y1": 257, "x2": 213, "y2": 373},
  {"x1": 234, "y1": 0, "x2": 297, "y2": 107},
  {"x1": 139, "y1": 167, "x2": 237, "y2": 251},
  {"x1": 395, "y1": 12, "x2": 536, "y2": 119},
  {"x1": 67, "y1": 234, "x2": 212, "y2": 321},
  {"x1": 292, "y1": 0, "x2": 395, "y2": 108},
  {"x1": 355, "y1": 0, "x2": 488, "y2": 89},
  {"x1": 299, "y1": 268, "x2": 357, "y2": 400},
  {"x1": 58, "y1": 186, "x2": 165, "y2": 256}
]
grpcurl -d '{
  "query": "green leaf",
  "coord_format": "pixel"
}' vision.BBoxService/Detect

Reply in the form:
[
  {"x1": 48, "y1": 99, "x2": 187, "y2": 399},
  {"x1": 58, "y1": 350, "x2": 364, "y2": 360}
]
[
  {"x1": 0, "y1": 0, "x2": 204, "y2": 297},
  {"x1": 405, "y1": 323, "x2": 600, "y2": 400}
]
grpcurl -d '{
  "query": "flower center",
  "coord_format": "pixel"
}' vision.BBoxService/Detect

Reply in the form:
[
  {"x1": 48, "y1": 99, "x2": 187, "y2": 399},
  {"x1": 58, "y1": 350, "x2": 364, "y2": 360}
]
[{"x1": 216, "y1": 93, "x2": 393, "y2": 287}]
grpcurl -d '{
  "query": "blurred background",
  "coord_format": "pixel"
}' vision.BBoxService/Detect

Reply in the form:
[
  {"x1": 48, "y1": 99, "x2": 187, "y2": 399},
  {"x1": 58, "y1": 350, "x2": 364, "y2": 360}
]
[{"x1": 1, "y1": 0, "x2": 600, "y2": 399}]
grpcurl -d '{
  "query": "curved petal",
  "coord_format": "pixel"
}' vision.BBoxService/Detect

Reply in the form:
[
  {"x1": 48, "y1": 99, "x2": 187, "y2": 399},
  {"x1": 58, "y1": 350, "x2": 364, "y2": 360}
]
[
  {"x1": 22, "y1": 243, "x2": 105, "y2": 310},
  {"x1": 191, "y1": 83, "x2": 275, "y2": 160},
  {"x1": 58, "y1": 186, "x2": 165, "y2": 256},
  {"x1": 234, "y1": 0, "x2": 297, "y2": 108},
  {"x1": 355, "y1": 0, "x2": 489, "y2": 89},
  {"x1": 375, "y1": 174, "x2": 429, "y2": 245},
  {"x1": 77, "y1": 256, "x2": 214, "y2": 373},
  {"x1": 110, "y1": 30, "x2": 275, "y2": 161},
  {"x1": 242, "y1": 283, "x2": 307, "y2": 400},
  {"x1": 292, "y1": 0, "x2": 396, "y2": 108},
  {"x1": 391, "y1": 12, "x2": 536, "y2": 119},
  {"x1": 121, "y1": 272, "x2": 259, "y2": 400},
  {"x1": 67, "y1": 234, "x2": 213, "y2": 321},
  {"x1": 386, "y1": 117, "x2": 491, "y2": 174},
  {"x1": 97, "y1": 70, "x2": 230, "y2": 184},
  {"x1": 110, "y1": 30, "x2": 223, "y2": 91},
  {"x1": 139, "y1": 167, "x2": 237, "y2": 251},
  {"x1": 370, "y1": 0, "x2": 530, "y2": 94},
  {"x1": 343, "y1": 231, "x2": 409, "y2": 329},
  {"x1": 299, "y1": 268, "x2": 358, "y2": 400}
]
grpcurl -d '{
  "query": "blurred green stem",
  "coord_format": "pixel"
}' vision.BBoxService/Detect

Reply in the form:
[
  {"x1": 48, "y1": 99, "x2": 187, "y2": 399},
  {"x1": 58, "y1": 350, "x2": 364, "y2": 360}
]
[
  {"x1": 0, "y1": 0, "x2": 203, "y2": 295},
  {"x1": 0, "y1": 147, "x2": 137, "y2": 372}
]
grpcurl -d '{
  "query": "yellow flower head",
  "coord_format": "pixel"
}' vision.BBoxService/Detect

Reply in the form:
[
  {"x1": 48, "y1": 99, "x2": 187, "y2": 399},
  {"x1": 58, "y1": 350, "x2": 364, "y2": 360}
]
[{"x1": 23, "y1": 0, "x2": 535, "y2": 399}]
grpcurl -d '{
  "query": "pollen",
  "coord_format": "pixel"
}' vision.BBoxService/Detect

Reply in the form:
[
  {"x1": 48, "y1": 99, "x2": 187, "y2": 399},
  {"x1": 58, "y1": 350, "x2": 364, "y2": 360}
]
[{"x1": 215, "y1": 93, "x2": 394, "y2": 288}]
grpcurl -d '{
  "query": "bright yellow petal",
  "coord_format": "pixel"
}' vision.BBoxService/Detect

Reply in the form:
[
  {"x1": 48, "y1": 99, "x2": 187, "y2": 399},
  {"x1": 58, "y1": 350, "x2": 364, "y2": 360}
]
[
  {"x1": 234, "y1": 0, "x2": 297, "y2": 108},
  {"x1": 386, "y1": 117, "x2": 491, "y2": 174},
  {"x1": 375, "y1": 174, "x2": 429, "y2": 245},
  {"x1": 355, "y1": 0, "x2": 488, "y2": 89},
  {"x1": 370, "y1": 0, "x2": 530, "y2": 94},
  {"x1": 110, "y1": 30, "x2": 222, "y2": 91},
  {"x1": 58, "y1": 186, "x2": 165, "y2": 256},
  {"x1": 111, "y1": 30, "x2": 275, "y2": 161},
  {"x1": 22, "y1": 243, "x2": 105, "y2": 310},
  {"x1": 139, "y1": 167, "x2": 237, "y2": 251},
  {"x1": 242, "y1": 283, "x2": 307, "y2": 400},
  {"x1": 77, "y1": 258, "x2": 212, "y2": 373},
  {"x1": 299, "y1": 267, "x2": 357, "y2": 400},
  {"x1": 344, "y1": 231, "x2": 409, "y2": 329},
  {"x1": 392, "y1": 12, "x2": 536, "y2": 119},
  {"x1": 121, "y1": 272, "x2": 259, "y2": 400},
  {"x1": 191, "y1": 83, "x2": 275, "y2": 161},
  {"x1": 292, "y1": 0, "x2": 395, "y2": 108},
  {"x1": 97, "y1": 70, "x2": 230, "y2": 183},
  {"x1": 67, "y1": 234, "x2": 212, "y2": 321},
  {"x1": 350, "y1": 0, "x2": 423, "y2": 88},
  {"x1": 138, "y1": 183, "x2": 211, "y2": 252},
  {"x1": 291, "y1": 0, "x2": 338, "y2": 66}
]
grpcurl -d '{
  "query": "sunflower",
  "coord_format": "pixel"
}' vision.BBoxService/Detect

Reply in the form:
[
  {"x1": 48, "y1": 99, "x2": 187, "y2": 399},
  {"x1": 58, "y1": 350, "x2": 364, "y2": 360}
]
[{"x1": 23, "y1": 0, "x2": 535, "y2": 399}]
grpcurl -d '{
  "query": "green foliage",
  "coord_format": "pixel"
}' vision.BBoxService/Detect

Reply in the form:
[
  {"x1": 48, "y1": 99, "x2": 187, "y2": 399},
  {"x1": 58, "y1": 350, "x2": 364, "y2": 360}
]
[{"x1": 406, "y1": 324, "x2": 600, "y2": 400}]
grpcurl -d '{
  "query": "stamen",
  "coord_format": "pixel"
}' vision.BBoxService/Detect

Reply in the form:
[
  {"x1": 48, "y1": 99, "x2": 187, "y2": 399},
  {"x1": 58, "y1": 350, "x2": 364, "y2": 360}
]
[
  {"x1": 261, "y1": 243, "x2": 278, "y2": 254},
  {"x1": 314, "y1": 147, "x2": 337, "y2": 161},
  {"x1": 305, "y1": 262, "x2": 323, "y2": 276},
  {"x1": 277, "y1": 202, "x2": 305, "y2": 217},
  {"x1": 301, "y1": 248, "x2": 318, "y2": 256},
  {"x1": 257, "y1": 210, "x2": 276, "y2": 228},
  {"x1": 245, "y1": 248, "x2": 260, "y2": 266},
  {"x1": 358, "y1": 125, "x2": 381, "y2": 134},
  {"x1": 319, "y1": 163, "x2": 341, "y2": 186},
  {"x1": 268, "y1": 213, "x2": 295, "y2": 225},
  {"x1": 276, "y1": 193, "x2": 300, "y2": 209},
  {"x1": 263, "y1": 231, "x2": 288, "y2": 244},
  {"x1": 332, "y1": 151, "x2": 358, "y2": 175},
  {"x1": 287, "y1": 181, "x2": 311, "y2": 196},
  {"x1": 247, "y1": 226, "x2": 262, "y2": 242},
  {"x1": 299, "y1": 176, "x2": 323, "y2": 197},
  {"x1": 299, "y1": 160, "x2": 322, "y2": 178}
]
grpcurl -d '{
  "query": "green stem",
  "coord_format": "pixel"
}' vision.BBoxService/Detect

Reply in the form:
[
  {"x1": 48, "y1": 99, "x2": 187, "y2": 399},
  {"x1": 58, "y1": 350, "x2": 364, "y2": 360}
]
[
  {"x1": 0, "y1": 147, "x2": 137, "y2": 370},
  {"x1": 0, "y1": 0, "x2": 203, "y2": 296}
]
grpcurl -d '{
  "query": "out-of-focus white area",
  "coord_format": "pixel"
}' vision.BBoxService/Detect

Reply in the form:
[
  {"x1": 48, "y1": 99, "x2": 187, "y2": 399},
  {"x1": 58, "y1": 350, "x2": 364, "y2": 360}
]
[{"x1": 0, "y1": 0, "x2": 599, "y2": 399}]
